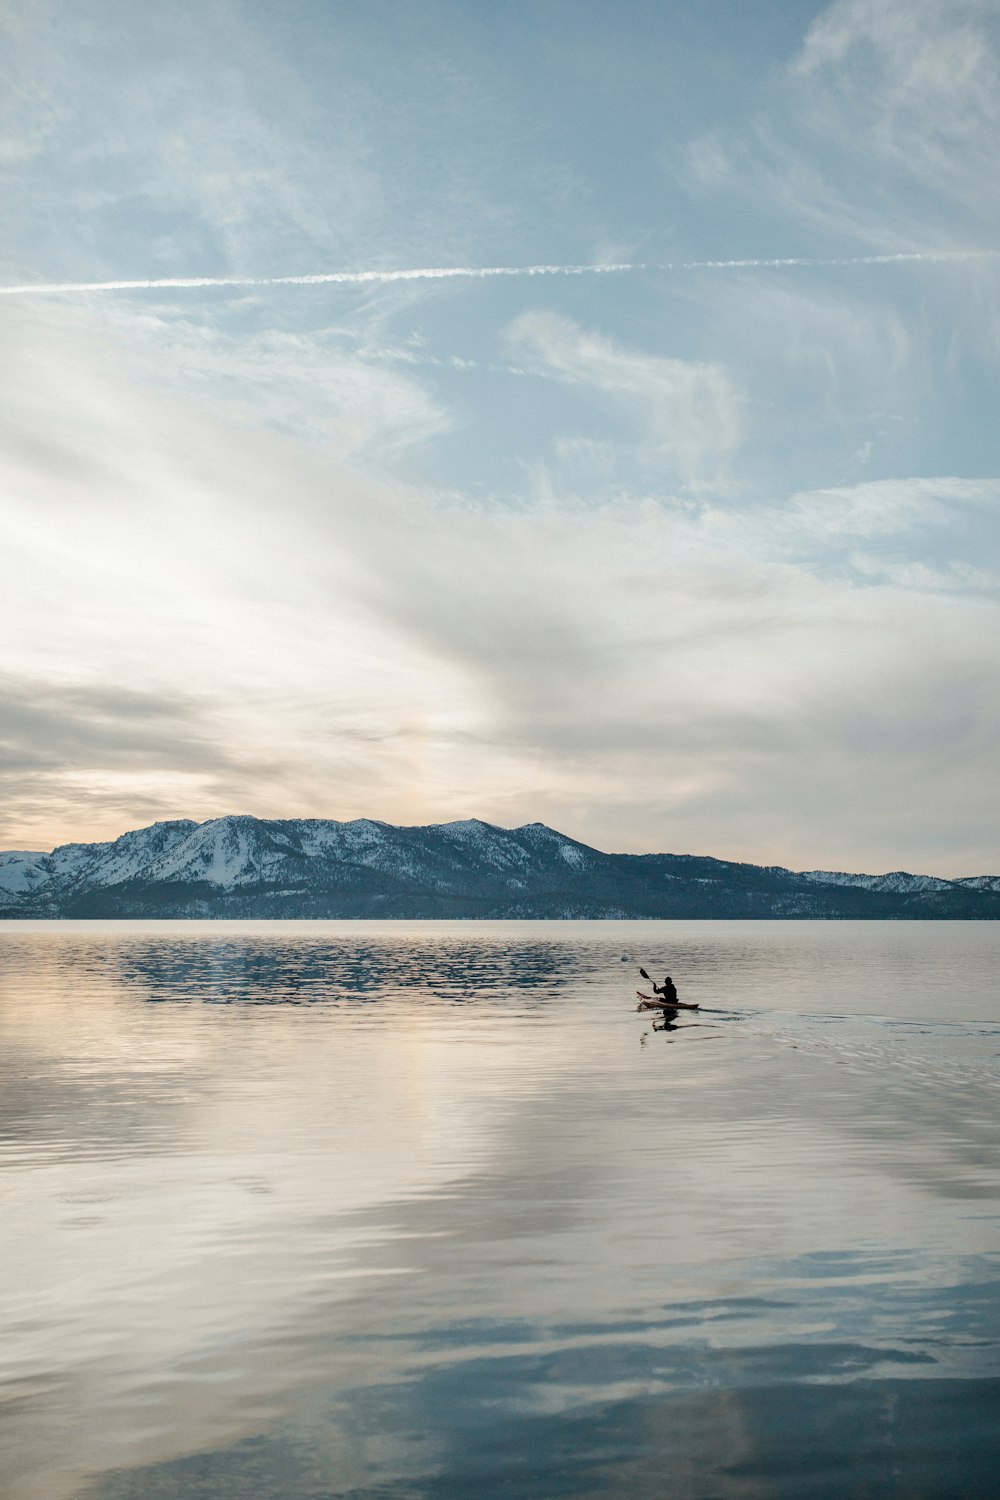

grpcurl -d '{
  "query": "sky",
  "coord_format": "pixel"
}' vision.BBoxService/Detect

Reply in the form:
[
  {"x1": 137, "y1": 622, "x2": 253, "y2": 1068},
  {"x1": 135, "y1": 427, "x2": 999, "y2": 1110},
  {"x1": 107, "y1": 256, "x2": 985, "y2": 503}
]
[{"x1": 1, "y1": 0, "x2": 999, "y2": 875}]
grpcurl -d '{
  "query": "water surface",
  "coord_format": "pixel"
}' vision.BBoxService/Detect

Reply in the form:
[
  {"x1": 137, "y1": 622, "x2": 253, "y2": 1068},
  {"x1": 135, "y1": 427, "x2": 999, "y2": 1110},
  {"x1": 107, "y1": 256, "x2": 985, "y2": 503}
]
[{"x1": 1, "y1": 920, "x2": 998, "y2": 1499}]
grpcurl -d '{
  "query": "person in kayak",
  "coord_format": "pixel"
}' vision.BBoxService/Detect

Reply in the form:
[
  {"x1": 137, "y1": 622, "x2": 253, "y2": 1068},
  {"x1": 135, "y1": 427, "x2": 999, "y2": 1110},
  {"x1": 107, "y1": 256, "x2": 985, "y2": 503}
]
[{"x1": 653, "y1": 975, "x2": 679, "y2": 1004}]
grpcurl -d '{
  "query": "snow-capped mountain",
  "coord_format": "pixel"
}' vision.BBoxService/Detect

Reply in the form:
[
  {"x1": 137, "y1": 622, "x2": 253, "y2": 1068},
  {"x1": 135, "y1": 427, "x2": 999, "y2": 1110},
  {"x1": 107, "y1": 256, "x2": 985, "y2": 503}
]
[
  {"x1": 1, "y1": 815, "x2": 997, "y2": 920},
  {"x1": 953, "y1": 875, "x2": 1000, "y2": 893},
  {"x1": 798, "y1": 868, "x2": 956, "y2": 895}
]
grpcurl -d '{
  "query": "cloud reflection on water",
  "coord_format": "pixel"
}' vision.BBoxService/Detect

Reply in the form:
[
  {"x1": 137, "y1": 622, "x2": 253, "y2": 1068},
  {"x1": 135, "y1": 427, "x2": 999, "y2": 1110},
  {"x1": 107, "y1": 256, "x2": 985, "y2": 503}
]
[{"x1": 0, "y1": 922, "x2": 998, "y2": 1500}]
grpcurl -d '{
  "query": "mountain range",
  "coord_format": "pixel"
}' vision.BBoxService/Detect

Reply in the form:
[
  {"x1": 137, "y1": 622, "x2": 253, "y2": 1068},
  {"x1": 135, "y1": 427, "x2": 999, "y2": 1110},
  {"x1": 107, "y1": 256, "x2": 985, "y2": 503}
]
[{"x1": 1, "y1": 815, "x2": 998, "y2": 919}]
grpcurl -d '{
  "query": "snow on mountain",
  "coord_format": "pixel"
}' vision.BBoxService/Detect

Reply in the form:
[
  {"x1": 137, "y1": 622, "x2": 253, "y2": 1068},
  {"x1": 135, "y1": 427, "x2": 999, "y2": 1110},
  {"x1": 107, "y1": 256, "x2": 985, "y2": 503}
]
[
  {"x1": 0, "y1": 852, "x2": 49, "y2": 896},
  {"x1": 799, "y1": 869, "x2": 956, "y2": 894},
  {"x1": 83, "y1": 820, "x2": 200, "y2": 887},
  {"x1": 0, "y1": 820, "x2": 199, "y2": 904},
  {"x1": 516, "y1": 821, "x2": 593, "y2": 867},
  {"x1": 143, "y1": 817, "x2": 282, "y2": 888},
  {"x1": 1, "y1": 814, "x2": 996, "y2": 918},
  {"x1": 558, "y1": 844, "x2": 586, "y2": 867},
  {"x1": 295, "y1": 818, "x2": 388, "y2": 860},
  {"x1": 0, "y1": 814, "x2": 590, "y2": 905},
  {"x1": 425, "y1": 819, "x2": 550, "y2": 874}
]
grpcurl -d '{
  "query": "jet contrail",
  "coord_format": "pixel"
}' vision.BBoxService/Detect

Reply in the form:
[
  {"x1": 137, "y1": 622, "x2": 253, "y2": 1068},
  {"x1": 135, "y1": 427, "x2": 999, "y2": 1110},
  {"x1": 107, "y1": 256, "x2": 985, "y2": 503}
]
[
  {"x1": 0, "y1": 262, "x2": 640, "y2": 296},
  {"x1": 0, "y1": 249, "x2": 996, "y2": 297}
]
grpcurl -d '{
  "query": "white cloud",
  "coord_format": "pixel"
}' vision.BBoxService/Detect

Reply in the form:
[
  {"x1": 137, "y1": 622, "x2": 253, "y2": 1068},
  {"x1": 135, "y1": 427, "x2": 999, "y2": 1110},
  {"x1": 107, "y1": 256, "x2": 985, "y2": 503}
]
[
  {"x1": 684, "y1": 0, "x2": 1000, "y2": 254},
  {"x1": 2, "y1": 2, "x2": 998, "y2": 876},
  {"x1": 678, "y1": 274, "x2": 919, "y2": 493},
  {"x1": 793, "y1": 0, "x2": 1000, "y2": 218},
  {"x1": 2, "y1": 293, "x2": 998, "y2": 872},
  {"x1": 786, "y1": 476, "x2": 1000, "y2": 542},
  {"x1": 503, "y1": 311, "x2": 742, "y2": 488},
  {"x1": 0, "y1": 2, "x2": 382, "y2": 283}
]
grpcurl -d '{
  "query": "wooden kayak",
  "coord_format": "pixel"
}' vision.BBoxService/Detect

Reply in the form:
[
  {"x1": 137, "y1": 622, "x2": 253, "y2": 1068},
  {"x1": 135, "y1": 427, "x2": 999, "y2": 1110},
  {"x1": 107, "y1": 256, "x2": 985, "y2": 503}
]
[{"x1": 636, "y1": 990, "x2": 699, "y2": 1011}]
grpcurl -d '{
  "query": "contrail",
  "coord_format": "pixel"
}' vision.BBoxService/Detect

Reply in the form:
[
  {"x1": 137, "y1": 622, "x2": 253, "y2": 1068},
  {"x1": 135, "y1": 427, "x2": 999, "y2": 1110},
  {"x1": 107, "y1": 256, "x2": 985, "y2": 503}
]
[
  {"x1": 0, "y1": 262, "x2": 640, "y2": 296},
  {"x1": 0, "y1": 249, "x2": 996, "y2": 297}
]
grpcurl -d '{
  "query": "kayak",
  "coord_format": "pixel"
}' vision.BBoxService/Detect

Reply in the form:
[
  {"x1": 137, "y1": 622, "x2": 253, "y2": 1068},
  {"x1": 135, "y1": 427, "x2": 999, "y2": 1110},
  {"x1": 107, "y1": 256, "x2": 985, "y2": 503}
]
[
  {"x1": 638, "y1": 990, "x2": 701, "y2": 1014},
  {"x1": 637, "y1": 991, "x2": 699, "y2": 1011}
]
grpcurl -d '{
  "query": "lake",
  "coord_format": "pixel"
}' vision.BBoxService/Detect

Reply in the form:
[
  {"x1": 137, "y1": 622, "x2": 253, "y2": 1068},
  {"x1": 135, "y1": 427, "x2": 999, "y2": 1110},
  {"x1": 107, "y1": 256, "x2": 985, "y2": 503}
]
[{"x1": 1, "y1": 920, "x2": 998, "y2": 1499}]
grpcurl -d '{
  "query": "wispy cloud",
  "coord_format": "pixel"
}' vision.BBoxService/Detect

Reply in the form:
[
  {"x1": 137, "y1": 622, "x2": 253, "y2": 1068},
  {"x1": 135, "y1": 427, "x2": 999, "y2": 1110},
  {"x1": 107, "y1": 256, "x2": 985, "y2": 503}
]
[
  {"x1": 1, "y1": 250, "x2": 997, "y2": 298},
  {"x1": 3, "y1": 281, "x2": 999, "y2": 871},
  {"x1": 686, "y1": 0, "x2": 1000, "y2": 255},
  {"x1": 3, "y1": 1, "x2": 998, "y2": 875},
  {"x1": 504, "y1": 311, "x2": 741, "y2": 488}
]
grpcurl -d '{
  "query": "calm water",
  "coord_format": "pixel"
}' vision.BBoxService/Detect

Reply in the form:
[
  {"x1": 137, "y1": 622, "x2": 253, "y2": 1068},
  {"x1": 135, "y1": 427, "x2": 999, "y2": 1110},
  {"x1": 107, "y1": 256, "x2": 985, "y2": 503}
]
[{"x1": 1, "y1": 920, "x2": 998, "y2": 1500}]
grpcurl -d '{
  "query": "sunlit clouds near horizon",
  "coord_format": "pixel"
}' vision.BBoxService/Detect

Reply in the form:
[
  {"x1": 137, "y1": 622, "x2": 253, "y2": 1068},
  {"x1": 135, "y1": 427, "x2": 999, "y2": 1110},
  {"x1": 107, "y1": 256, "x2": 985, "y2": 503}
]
[{"x1": 2, "y1": 0, "x2": 999, "y2": 876}]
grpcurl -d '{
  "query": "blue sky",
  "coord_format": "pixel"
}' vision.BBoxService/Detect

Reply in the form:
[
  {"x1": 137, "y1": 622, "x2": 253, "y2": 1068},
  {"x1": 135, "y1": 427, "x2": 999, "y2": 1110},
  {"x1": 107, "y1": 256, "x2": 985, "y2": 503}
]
[{"x1": 2, "y1": 0, "x2": 998, "y2": 873}]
